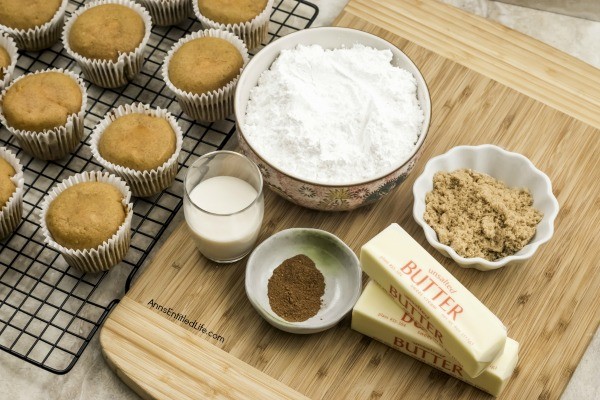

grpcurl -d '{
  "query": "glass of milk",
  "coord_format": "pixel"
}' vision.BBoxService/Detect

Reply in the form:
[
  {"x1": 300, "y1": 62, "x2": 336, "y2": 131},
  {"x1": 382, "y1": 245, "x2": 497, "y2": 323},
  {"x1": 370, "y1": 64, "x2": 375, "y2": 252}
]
[{"x1": 183, "y1": 151, "x2": 264, "y2": 263}]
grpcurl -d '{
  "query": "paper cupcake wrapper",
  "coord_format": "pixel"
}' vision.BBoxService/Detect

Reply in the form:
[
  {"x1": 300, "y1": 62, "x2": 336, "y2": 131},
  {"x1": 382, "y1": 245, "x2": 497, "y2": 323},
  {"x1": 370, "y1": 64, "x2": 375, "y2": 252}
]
[
  {"x1": 89, "y1": 102, "x2": 183, "y2": 197},
  {"x1": 0, "y1": 68, "x2": 87, "y2": 160},
  {"x1": 0, "y1": 147, "x2": 24, "y2": 240},
  {"x1": 162, "y1": 29, "x2": 249, "y2": 122},
  {"x1": 62, "y1": 0, "x2": 152, "y2": 88},
  {"x1": 39, "y1": 171, "x2": 134, "y2": 274},
  {"x1": 0, "y1": 0, "x2": 68, "y2": 51},
  {"x1": 0, "y1": 33, "x2": 18, "y2": 91},
  {"x1": 138, "y1": 0, "x2": 192, "y2": 26},
  {"x1": 193, "y1": 0, "x2": 273, "y2": 50}
]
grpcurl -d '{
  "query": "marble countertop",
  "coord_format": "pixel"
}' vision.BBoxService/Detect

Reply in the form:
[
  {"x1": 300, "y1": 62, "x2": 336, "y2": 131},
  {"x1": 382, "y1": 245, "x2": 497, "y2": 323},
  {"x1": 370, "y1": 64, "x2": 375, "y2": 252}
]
[{"x1": 1, "y1": 1, "x2": 598, "y2": 399}]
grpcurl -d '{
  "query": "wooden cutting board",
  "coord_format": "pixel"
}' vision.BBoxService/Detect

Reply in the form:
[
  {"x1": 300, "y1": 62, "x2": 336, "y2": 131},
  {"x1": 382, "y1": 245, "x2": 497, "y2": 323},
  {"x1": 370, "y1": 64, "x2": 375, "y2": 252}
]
[{"x1": 100, "y1": 0, "x2": 600, "y2": 399}]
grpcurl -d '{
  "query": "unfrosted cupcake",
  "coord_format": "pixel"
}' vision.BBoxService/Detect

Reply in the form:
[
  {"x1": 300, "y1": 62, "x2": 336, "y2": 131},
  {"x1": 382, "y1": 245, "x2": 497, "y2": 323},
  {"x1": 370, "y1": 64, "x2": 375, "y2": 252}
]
[
  {"x1": 0, "y1": 69, "x2": 87, "y2": 160},
  {"x1": 90, "y1": 103, "x2": 183, "y2": 197},
  {"x1": 0, "y1": 0, "x2": 68, "y2": 51},
  {"x1": 193, "y1": 0, "x2": 273, "y2": 50},
  {"x1": 0, "y1": 147, "x2": 24, "y2": 240},
  {"x1": 63, "y1": 0, "x2": 152, "y2": 88},
  {"x1": 39, "y1": 171, "x2": 133, "y2": 273},
  {"x1": 0, "y1": 33, "x2": 18, "y2": 90},
  {"x1": 137, "y1": 0, "x2": 192, "y2": 26},
  {"x1": 163, "y1": 29, "x2": 249, "y2": 121}
]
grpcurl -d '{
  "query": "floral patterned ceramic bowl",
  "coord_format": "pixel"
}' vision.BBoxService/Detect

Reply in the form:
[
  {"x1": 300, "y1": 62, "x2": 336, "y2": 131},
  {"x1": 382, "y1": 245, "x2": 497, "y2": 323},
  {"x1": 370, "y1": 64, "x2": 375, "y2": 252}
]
[{"x1": 234, "y1": 27, "x2": 431, "y2": 211}]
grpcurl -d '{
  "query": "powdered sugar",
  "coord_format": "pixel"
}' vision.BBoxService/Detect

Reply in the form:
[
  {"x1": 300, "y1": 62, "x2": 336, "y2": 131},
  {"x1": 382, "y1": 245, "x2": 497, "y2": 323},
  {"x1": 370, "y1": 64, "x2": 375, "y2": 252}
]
[{"x1": 243, "y1": 44, "x2": 424, "y2": 185}]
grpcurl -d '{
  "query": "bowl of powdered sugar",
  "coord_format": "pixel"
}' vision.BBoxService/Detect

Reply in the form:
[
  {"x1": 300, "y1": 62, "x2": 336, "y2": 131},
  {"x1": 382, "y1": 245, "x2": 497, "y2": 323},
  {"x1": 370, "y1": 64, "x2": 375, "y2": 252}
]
[
  {"x1": 412, "y1": 145, "x2": 559, "y2": 270},
  {"x1": 234, "y1": 27, "x2": 431, "y2": 211}
]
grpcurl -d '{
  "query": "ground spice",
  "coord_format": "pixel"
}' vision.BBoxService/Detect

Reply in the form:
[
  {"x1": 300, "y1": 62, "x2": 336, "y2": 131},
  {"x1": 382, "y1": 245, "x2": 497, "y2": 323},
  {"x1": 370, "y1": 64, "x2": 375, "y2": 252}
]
[
  {"x1": 424, "y1": 169, "x2": 543, "y2": 261},
  {"x1": 267, "y1": 254, "x2": 325, "y2": 322}
]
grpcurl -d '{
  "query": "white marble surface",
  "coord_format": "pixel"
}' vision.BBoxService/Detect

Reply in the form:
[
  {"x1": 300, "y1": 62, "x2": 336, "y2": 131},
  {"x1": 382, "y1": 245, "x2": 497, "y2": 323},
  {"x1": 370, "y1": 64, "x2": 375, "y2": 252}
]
[{"x1": 1, "y1": 0, "x2": 598, "y2": 399}]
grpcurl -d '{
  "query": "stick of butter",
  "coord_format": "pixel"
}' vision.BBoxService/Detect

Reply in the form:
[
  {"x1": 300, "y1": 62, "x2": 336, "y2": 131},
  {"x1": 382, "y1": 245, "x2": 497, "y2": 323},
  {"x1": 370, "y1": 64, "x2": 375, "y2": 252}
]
[
  {"x1": 352, "y1": 281, "x2": 519, "y2": 397},
  {"x1": 360, "y1": 223, "x2": 507, "y2": 377}
]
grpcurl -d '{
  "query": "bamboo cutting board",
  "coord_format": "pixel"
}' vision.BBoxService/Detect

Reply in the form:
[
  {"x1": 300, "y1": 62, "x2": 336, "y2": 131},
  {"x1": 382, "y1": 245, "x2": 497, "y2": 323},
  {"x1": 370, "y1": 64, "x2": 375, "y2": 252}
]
[{"x1": 100, "y1": 0, "x2": 600, "y2": 399}]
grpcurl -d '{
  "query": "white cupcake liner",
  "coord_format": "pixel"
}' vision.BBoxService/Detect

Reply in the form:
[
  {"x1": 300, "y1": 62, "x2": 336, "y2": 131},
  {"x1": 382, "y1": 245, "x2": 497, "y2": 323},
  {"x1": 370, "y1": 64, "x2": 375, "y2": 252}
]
[
  {"x1": 89, "y1": 103, "x2": 183, "y2": 197},
  {"x1": 0, "y1": 68, "x2": 87, "y2": 160},
  {"x1": 0, "y1": 147, "x2": 24, "y2": 240},
  {"x1": 0, "y1": 0, "x2": 68, "y2": 51},
  {"x1": 162, "y1": 29, "x2": 249, "y2": 122},
  {"x1": 193, "y1": 0, "x2": 273, "y2": 50},
  {"x1": 0, "y1": 33, "x2": 18, "y2": 91},
  {"x1": 39, "y1": 171, "x2": 134, "y2": 274},
  {"x1": 137, "y1": 0, "x2": 191, "y2": 26},
  {"x1": 62, "y1": 0, "x2": 152, "y2": 88}
]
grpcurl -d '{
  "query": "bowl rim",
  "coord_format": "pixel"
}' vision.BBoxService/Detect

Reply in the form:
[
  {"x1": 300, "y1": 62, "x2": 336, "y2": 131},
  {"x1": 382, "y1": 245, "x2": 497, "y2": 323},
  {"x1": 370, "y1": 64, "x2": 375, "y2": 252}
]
[
  {"x1": 245, "y1": 227, "x2": 362, "y2": 333},
  {"x1": 412, "y1": 144, "x2": 560, "y2": 270},
  {"x1": 234, "y1": 26, "x2": 432, "y2": 187}
]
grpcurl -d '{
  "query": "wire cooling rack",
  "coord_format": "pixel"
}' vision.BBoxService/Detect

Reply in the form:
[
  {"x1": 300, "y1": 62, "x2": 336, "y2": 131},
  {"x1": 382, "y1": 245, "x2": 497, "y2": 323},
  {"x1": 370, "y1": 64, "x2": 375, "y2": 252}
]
[{"x1": 0, "y1": 0, "x2": 318, "y2": 374}]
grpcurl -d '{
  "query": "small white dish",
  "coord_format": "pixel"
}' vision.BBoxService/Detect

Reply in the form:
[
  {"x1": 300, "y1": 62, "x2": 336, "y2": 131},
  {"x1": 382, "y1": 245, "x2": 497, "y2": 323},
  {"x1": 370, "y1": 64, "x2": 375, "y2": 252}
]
[
  {"x1": 412, "y1": 145, "x2": 559, "y2": 271},
  {"x1": 245, "y1": 228, "x2": 362, "y2": 334}
]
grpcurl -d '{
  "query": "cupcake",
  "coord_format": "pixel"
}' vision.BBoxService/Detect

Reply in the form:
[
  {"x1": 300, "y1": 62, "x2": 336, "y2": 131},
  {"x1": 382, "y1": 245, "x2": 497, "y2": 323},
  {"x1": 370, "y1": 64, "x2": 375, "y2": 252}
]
[
  {"x1": 136, "y1": 0, "x2": 192, "y2": 26},
  {"x1": 90, "y1": 103, "x2": 183, "y2": 197},
  {"x1": 0, "y1": 33, "x2": 18, "y2": 91},
  {"x1": 62, "y1": 0, "x2": 152, "y2": 88},
  {"x1": 0, "y1": 147, "x2": 24, "y2": 240},
  {"x1": 0, "y1": 68, "x2": 87, "y2": 160},
  {"x1": 0, "y1": 0, "x2": 68, "y2": 51},
  {"x1": 163, "y1": 29, "x2": 249, "y2": 122},
  {"x1": 193, "y1": 0, "x2": 273, "y2": 50},
  {"x1": 39, "y1": 171, "x2": 133, "y2": 273}
]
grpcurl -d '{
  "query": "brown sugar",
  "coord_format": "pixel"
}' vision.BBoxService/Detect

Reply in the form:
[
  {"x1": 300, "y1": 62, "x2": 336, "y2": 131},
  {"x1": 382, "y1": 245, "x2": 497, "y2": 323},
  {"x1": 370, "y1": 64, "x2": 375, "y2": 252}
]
[
  {"x1": 0, "y1": 157, "x2": 15, "y2": 209},
  {"x1": 267, "y1": 254, "x2": 325, "y2": 322},
  {"x1": 1, "y1": 71, "x2": 82, "y2": 132},
  {"x1": 68, "y1": 4, "x2": 145, "y2": 62},
  {"x1": 168, "y1": 37, "x2": 243, "y2": 95},
  {"x1": 423, "y1": 169, "x2": 543, "y2": 261},
  {"x1": 0, "y1": 0, "x2": 62, "y2": 30},
  {"x1": 46, "y1": 182, "x2": 126, "y2": 250},
  {"x1": 197, "y1": 0, "x2": 268, "y2": 24},
  {"x1": 98, "y1": 113, "x2": 176, "y2": 171}
]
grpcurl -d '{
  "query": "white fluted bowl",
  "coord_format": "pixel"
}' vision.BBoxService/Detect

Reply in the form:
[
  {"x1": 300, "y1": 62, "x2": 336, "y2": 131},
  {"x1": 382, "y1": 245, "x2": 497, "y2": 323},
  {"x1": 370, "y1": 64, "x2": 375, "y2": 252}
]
[{"x1": 412, "y1": 145, "x2": 559, "y2": 271}]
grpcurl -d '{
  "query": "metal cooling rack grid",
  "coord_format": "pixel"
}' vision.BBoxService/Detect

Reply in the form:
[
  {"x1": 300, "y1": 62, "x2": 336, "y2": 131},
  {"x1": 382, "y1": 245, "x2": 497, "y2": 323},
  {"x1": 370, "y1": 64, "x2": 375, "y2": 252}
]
[{"x1": 0, "y1": 0, "x2": 318, "y2": 374}]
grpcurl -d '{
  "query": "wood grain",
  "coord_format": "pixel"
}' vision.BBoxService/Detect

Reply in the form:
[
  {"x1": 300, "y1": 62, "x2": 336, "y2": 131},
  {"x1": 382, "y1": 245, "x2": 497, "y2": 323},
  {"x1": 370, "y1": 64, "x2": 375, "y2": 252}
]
[
  {"x1": 101, "y1": 0, "x2": 600, "y2": 399},
  {"x1": 101, "y1": 298, "x2": 308, "y2": 400},
  {"x1": 344, "y1": 0, "x2": 600, "y2": 130}
]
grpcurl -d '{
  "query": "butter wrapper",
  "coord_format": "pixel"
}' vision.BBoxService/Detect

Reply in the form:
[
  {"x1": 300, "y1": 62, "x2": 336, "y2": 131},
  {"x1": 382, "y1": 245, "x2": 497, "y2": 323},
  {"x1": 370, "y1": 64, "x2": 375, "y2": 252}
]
[
  {"x1": 360, "y1": 223, "x2": 507, "y2": 377},
  {"x1": 352, "y1": 281, "x2": 519, "y2": 397}
]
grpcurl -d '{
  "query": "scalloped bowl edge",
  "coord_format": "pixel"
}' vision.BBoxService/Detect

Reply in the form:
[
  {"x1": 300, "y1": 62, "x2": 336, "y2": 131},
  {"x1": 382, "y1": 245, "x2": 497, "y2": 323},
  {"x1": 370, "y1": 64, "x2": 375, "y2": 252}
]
[{"x1": 412, "y1": 145, "x2": 560, "y2": 271}]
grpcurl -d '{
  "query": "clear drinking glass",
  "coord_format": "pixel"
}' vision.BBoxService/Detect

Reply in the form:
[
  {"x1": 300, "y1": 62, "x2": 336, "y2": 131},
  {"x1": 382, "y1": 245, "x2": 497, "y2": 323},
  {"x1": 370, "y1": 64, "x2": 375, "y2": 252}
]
[{"x1": 183, "y1": 151, "x2": 264, "y2": 263}]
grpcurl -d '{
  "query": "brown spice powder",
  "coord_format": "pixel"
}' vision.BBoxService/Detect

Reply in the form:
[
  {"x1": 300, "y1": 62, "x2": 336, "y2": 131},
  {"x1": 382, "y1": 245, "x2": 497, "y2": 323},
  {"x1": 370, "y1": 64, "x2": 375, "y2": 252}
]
[
  {"x1": 267, "y1": 254, "x2": 325, "y2": 322},
  {"x1": 424, "y1": 169, "x2": 543, "y2": 261}
]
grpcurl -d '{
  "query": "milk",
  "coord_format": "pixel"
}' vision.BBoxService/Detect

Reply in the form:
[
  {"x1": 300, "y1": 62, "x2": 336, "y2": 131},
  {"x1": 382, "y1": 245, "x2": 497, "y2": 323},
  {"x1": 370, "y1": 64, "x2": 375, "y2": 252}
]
[{"x1": 184, "y1": 176, "x2": 263, "y2": 262}]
